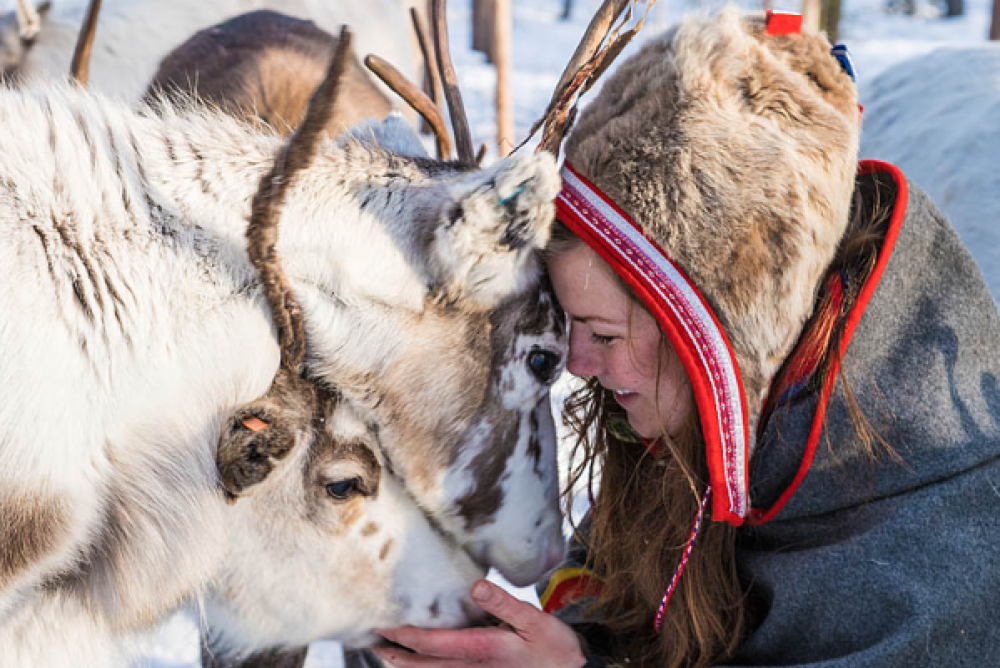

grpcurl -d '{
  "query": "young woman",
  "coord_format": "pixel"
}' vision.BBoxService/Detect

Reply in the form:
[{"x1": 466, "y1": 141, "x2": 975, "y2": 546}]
[{"x1": 373, "y1": 8, "x2": 1000, "y2": 667}]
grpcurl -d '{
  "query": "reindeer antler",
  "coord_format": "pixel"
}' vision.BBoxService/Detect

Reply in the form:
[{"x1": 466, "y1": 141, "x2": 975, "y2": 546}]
[
  {"x1": 365, "y1": 54, "x2": 453, "y2": 159},
  {"x1": 69, "y1": 0, "x2": 102, "y2": 85},
  {"x1": 411, "y1": 7, "x2": 442, "y2": 106},
  {"x1": 14, "y1": 0, "x2": 42, "y2": 40},
  {"x1": 430, "y1": 0, "x2": 475, "y2": 163},
  {"x1": 363, "y1": 1, "x2": 479, "y2": 162},
  {"x1": 411, "y1": 7, "x2": 446, "y2": 149},
  {"x1": 247, "y1": 26, "x2": 353, "y2": 375},
  {"x1": 529, "y1": 0, "x2": 659, "y2": 156}
]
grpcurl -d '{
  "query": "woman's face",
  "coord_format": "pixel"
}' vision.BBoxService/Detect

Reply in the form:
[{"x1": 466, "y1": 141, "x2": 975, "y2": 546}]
[{"x1": 548, "y1": 243, "x2": 693, "y2": 440}]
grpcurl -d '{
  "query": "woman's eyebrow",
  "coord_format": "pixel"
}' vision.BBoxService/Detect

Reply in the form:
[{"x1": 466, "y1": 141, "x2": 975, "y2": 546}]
[{"x1": 571, "y1": 314, "x2": 624, "y2": 326}]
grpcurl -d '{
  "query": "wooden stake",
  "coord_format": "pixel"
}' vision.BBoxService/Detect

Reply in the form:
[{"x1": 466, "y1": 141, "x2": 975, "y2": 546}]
[{"x1": 495, "y1": 0, "x2": 513, "y2": 156}]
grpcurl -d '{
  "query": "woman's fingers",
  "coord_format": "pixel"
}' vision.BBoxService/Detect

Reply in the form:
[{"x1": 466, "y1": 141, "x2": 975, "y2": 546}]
[
  {"x1": 377, "y1": 625, "x2": 507, "y2": 661},
  {"x1": 372, "y1": 644, "x2": 463, "y2": 667},
  {"x1": 372, "y1": 580, "x2": 587, "y2": 667},
  {"x1": 468, "y1": 580, "x2": 545, "y2": 637}
]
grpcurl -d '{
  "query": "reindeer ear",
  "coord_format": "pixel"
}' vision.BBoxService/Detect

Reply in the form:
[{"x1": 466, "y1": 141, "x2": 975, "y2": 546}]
[
  {"x1": 428, "y1": 151, "x2": 560, "y2": 310},
  {"x1": 216, "y1": 404, "x2": 305, "y2": 504}
]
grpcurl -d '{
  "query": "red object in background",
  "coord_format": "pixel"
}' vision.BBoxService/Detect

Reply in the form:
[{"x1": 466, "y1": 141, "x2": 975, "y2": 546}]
[{"x1": 765, "y1": 10, "x2": 803, "y2": 35}]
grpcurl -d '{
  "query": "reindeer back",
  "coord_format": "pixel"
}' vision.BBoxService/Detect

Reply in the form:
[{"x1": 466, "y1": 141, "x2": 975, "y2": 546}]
[{"x1": 146, "y1": 11, "x2": 394, "y2": 137}]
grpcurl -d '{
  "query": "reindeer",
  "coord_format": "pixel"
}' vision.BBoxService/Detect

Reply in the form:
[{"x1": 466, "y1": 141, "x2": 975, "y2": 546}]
[
  {"x1": 200, "y1": 0, "x2": 664, "y2": 665},
  {"x1": 131, "y1": 8, "x2": 464, "y2": 665},
  {"x1": 0, "y1": 0, "x2": 572, "y2": 656},
  {"x1": 0, "y1": 0, "x2": 424, "y2": 106},
  {"x1": 143, "y1": 11, "x2": 397, "y2": 140}
]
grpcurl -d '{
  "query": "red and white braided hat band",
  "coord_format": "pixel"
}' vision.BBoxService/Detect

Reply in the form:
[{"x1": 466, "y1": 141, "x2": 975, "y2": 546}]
[{"x1": 555, "y1": 161, "x2": 751, "y2": 526}]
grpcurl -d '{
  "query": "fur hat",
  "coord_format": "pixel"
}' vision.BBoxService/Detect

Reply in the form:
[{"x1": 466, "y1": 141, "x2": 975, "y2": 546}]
[{"x1": 556, "y1": 8, "x2": 861, "y2": 524}]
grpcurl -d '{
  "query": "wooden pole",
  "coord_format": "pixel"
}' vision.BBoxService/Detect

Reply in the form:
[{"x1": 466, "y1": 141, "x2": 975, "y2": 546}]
[
  {"x1": 495, "y1": 0, "x2": 513, "y2": 155},
  {"x1": 472, "y1": 0, "x2": 495, "y2": 62},
  {"x1": 802, "y1": 0, "x2": 821, "y2": 32},
  {"x1": 991, "y1": 0, "x2": 1000, "y2": 39},
  {"x1": 822, "y1": 0, "x2": 841, "y2": 42},
  {"x1": 69, "y1": 0, "x2": 102, "y2": 85}
]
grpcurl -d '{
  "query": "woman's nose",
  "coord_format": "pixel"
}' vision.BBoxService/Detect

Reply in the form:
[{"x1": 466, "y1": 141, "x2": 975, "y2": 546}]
[{"x1": 566, "y1": 328, "x2": 601, "y2": 378}]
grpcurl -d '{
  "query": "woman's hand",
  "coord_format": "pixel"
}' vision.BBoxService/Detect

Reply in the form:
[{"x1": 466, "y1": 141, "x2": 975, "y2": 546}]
[{"x1": 372, "y1": 579, "x2": 588, "y2": 667}]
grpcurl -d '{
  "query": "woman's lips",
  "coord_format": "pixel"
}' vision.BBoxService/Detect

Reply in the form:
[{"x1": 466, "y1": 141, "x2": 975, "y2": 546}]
[{"x1": 612, "y1": 389, "x2": 638, "y2": 407}]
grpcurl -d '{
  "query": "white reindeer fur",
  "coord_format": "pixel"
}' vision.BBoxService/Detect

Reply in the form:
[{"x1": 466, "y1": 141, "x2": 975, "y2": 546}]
[
  {"x1": 204, "y1": 405, "x2": 485, "y2": 655},
  {"x1": 0, "y1": 0, "x2": 422, "y2": 105},
  {"x1": 3, "y1": 398, "x2": 485, "y2": 666},
  {"x1": 0, "y1": 83, "x2": 564, "y2": 665}
]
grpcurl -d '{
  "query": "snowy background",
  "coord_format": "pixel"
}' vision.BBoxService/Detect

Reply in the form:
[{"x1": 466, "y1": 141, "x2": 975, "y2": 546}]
[{"x1": 12, "y1": 0, "x2": 989, "y2": 664}]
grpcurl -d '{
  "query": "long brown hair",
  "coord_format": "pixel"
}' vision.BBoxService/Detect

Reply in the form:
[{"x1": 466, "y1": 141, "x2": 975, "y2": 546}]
[{"x1": 551, "y1": 173, "x2": 895, "y2": 667}]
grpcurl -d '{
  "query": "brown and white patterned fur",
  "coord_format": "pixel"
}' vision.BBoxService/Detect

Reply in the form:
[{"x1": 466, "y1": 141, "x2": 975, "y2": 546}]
[
  {"x1": 564, "y1": 8, "x2": 860, "y2": 446},
  {"x1": 0, "y1": 83, "x2": 566, "y2": 666}
]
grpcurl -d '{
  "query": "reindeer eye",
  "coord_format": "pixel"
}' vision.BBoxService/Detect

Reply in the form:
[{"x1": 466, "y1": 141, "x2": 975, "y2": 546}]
[
  {"x1": 325, "y1": 478, "x2": 365, "y2": 500},
  {"x1": 527, "y1": 349, "x2": 560, "y2": 384}
]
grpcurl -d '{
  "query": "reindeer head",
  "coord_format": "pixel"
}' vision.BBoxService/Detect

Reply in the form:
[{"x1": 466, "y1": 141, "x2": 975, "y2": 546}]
[
  {"x1": 209, "y1": 1, "x2": 661, "y2": 605},
  {"x1": 211, "y1": 22, "x2": 565, "y2": 649},
  {"x1": 266, "y1": 122, "x2": 569, "y2": 587},
  {"x1": 211, "y1": 371, "x2": 487, "y2": 650}
]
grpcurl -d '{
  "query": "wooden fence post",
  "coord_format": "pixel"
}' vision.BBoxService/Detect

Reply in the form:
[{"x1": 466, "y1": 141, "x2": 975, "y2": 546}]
[
  {"x1": 822, "y1": 0, "x2": 841, "y2": 42},
  {"x1": 495, "y1": 0, "x2": 513, "y2": 155},
  {"x1": 802, "y1": 0, "x2": 821, "y2": 32},
  {"x1": 472, "y1": 0, "x2": 496, "y2": 62}
]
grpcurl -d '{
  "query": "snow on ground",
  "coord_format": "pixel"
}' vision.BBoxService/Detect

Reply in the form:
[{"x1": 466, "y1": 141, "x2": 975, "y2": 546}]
[
  {"x1": 859, "y1": 45, "x2": 1000, "y2": 300},
  {"x1": 82, "y1": 0, "x2": 989, "y2": 664}
]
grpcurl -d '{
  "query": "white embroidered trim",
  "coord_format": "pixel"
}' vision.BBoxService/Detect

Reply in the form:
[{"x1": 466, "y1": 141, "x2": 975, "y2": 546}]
[{"x1": 559, "y1": 165, "x2": 748, "y2": 518}]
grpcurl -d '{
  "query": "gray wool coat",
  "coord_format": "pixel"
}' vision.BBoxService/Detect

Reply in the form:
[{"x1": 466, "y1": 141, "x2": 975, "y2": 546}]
[{"x1": 543, "y1": 167, "x2": 1000, "y2": 667}]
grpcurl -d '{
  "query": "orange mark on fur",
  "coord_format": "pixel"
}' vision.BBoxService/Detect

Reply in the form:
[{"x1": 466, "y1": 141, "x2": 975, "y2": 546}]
[
  {"x1": 241, "y1": 417, "x2": 269, "y2": 432},
  {"x1": 361, "y1": 522, "x2": 379, "y2": 537},
  {"x1": 379, "y1": 539, "x2": 394, "y2": 561},
  {"x1": 339, "y1": 502, "x2": 363, "y2": 530}
]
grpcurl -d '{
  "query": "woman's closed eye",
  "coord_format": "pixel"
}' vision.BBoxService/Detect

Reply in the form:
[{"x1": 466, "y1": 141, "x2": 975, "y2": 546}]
[{"x1": 590, "y1": 332, "x2": 619, "y2": 345}]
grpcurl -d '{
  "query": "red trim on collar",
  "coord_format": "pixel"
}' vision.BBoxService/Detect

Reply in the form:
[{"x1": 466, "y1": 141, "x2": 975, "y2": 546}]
[
  {"x1": 557, "y1": 162, "x2": 750, "y2": 526},
  {"x1": 749, "y1": 159, "x2": 908, "y2": 524}
]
